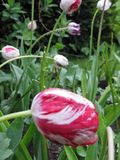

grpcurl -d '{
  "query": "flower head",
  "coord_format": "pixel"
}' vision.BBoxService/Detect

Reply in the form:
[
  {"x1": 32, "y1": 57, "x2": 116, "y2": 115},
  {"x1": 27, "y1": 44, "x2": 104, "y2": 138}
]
[
  {"x1": 27, "y1": 20, "x2": 37, "y2": 31},
  {"x1": 31, "y1": 88, "x2": 99, "y2": 147},
  {"x1": 1, "y1": 45, "x2": 20, "y2": 60},
  {"x1": 54, "y1": 55, "x2": 69, "y2": 68},
  {"x1": 60, "y1": 0, "x2": 82, "y2": 14},
  {"x1": 97, "y1": 0, "x2": 112, "y2": 11},
  {"x1": 68, "y1": 22, "x2": 80, "y2": 35}
]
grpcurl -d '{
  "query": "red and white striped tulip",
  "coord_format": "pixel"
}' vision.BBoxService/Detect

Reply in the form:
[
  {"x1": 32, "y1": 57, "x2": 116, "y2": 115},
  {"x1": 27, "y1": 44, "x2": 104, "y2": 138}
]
[
  {"x1": 60, "y1": 0, "x2": 82, "y2": 14},
  {"x1": 31, "y1": 88, "x2": 99, "y2": 147},
  {"x1": 1, "y1": 45, "x2": 20, "y2": 60}
]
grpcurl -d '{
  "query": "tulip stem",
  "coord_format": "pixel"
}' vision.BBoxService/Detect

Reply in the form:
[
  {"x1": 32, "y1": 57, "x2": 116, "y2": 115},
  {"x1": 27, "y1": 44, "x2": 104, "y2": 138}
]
[
  {"x1": 29, "y1": 0, "x2": 35, "y2": 54},
  {"x1": 0, "y1": 55, "x2": 53, "y2": 69},
  {"x1": 27, "y1": 26, "x2": 67, "y2": 55},
  {"x1": 90, "y1": 1, "x2": 106, "y2": 101},
  {"x1": 89, "y1": 9, "x2": 99, "y2": 56},
  {"x1": 39, "y1": 12, "x2": 65, "y2": 90},
  {"x1": 0, "y1": 110, "x2": 32, "y2": 122},
  {"x1": 46, "y1": 12, "x2": 65, "y2": 56}
]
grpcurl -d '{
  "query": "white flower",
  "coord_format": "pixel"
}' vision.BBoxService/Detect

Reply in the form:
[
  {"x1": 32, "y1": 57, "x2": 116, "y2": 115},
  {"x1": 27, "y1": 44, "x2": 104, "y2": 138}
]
[
  {"x1": 27, "y1": 20, "x2": 37, "y2": 31},
  {"x1": 60, "y1": 0, "x2": 82, "y2": 14},
  {"x1": 97, "y1": 0, "x2": 112, "y2": 11},
  {"x1": 1, "y1": 45, "x2": 20, "y2": 60},
  {"x1": 54, "y1": 55, "x2": 69, "y2": 68},
  {"x1": 68, "y1": 22, "x2": 80, "y2": 35}
]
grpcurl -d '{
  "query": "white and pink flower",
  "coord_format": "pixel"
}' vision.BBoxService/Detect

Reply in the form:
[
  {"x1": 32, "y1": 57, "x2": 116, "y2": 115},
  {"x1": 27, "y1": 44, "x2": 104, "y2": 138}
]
[
  {"x1": 27, "y1": 20, "x2": 37, "y2": 31},
  {"x1": 1, "y1": 45, "x2": 20, "y2": 60},
  {"x1": 31, "y1": 88, "x2": 99, "y2": 147},
  {"x1": 53, "y1": 54, "x2": 69, "y2": 68},
  {"x1": 68, "y1": 22, "x2": 80, "y2": 35},
  {"x1": 60, "y1": 0, "x2": 82, "y2": 14},
  {"x1": 97, "y1": 0, "x2": 112, "y2": 11}
]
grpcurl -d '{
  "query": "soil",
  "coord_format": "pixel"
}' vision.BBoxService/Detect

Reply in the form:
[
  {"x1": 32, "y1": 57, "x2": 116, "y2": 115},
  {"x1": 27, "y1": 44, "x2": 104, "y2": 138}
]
[{"x1": 48, "y1": 142, "x2": 63, "y2": 160}]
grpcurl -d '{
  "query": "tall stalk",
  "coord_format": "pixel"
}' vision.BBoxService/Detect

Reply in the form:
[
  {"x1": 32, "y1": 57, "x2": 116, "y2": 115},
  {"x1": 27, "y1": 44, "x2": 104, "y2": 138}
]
[
  {"x1": 89, "y1": 9, "x2": 99, "y2": 56},
  {"x1": 39, "y1": 12, "x2": 64, "y2": 90},
  {"x1": 29, "y1": 0, "x2": 35, "y2": 54},
  {"x1": 90, "y1": 0, "x2": 106, "y2": 101}
]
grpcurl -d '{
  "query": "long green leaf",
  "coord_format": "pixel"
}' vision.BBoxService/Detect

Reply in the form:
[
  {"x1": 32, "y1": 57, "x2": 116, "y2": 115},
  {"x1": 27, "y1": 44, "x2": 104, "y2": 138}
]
[
  {"x1": 85, "y1": 144, "x2": 98, "y2": 160},
  {"x1": 64, "y1": 146, "x2": 78, "y2": 160},
  {"x1": 105, "y1": 104, "x2": 120, "y2": 126}
]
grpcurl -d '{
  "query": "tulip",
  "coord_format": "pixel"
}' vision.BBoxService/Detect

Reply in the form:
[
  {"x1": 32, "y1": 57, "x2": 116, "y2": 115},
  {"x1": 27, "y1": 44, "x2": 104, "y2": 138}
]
[
  {"x1": 1, "y1": 45, "x2": 20, "y2": 60},
  {"x1": 27, "y1": 20, "x2": 37, "y2": 31},
  {"x1": 60, "y1": 0, "x2": 82, "y2": 14},
  {"x1": 97, "y1": 0, "x2": 112, "y2": 11},
  {"x1": 53, "y1": 55, "x2": 69, "y2": 68},
  {"x1": 68, "y1": 22, "x2": 80, "y2": 35},
  {"x1": 31, "y1": 88, "x2": 99, "y2": 147}
]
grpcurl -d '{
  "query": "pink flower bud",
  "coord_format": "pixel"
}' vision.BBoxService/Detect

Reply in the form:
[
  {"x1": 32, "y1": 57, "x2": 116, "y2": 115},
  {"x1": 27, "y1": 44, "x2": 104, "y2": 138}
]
[
  {"x1": 60, "y1": 0, "x2": 82, "y2": 14},
  {"x1": 68, "y1": 22, "x2": 80, "y2": 35},
  {"x1": 27, "y1": 20, "x2": 37, "y2": 31},
  {"x1": 97, "y1": 0, "x2": 112, "y2": 11},
  {"x1": 31, "y1": 88, "x2": 99, "y2": 147},
  {"x1": 54, "y1": 55, "x2": 69, "y2": 68},
  {"x1": 1, "y1": 45, "x2": 20, "y2": 60}
]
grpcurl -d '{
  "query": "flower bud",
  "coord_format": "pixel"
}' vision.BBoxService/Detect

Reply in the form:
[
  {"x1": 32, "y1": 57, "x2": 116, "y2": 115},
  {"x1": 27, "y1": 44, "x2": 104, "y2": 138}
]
[
  {"x1": 1, "y1": 45, "x2": 20, "y2": 60},
  {"x1": 31, "y1": 88, "x2": 99, "y2": 147},
  {"x1": 97, "y1": 0, "x2": 112, "y2": 11},
  {"x1": 27, "y1": 20, "x2": 37, "y2": 31},
  {"x1": 60, "y1": 0, "x2": 82, "y2": 14},
  {"x1": 54, "y1": 55, "x2": 69, "y2": 68},
  {"x1": 68, "y1": 22, "x2": 80, "y2": 35}
]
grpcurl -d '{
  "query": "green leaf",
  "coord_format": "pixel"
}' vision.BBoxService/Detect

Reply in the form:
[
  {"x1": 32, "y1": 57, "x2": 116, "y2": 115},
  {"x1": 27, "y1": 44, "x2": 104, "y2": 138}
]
[
  {"x1": 113, "y1": 52, "x2": 120, "y2": 62},
  {"x1": 115, "y1": 133, "x2": 120, "y2": 144},
  {"x1": 58, "y1": 149, "x2": 66, "y2": 160},
  {"x1": 105, "y1": 104, "x2": 120, "y2": 126},
  {"x1": 81, "y1": 69, "x2": 87, "y2": 97},
  {"x1": 7, "y1": 0, "x2": 15, "y2": 6},
  {"x1": 6, "y1": 118, "x2": 24, "y2": 151},
  {"x1": 64, "y1": 146, "x2": 78, "y2": 160},
  {"x1": 0, "y1": 71, "x2": 12, "y2": 83},
  {"x1": 85, "y1": 144, "x2": 97, "y2": 160},
  {"x1": 98, "y1": 85, "x2": 111, "y2": 107},
  {"x1": 76, "y1": 146, "x2": 86, "y2": 157},
  {"x1": 0, "y1": 132, "x2": 13, "y2": 160},
  {"x1": 14, "y1": 141, "x2": 32, "y2": 160}
]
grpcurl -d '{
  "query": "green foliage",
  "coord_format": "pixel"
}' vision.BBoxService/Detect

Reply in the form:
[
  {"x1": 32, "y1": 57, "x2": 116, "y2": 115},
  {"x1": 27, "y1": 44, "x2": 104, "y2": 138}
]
[
  {"x1": 0, "y1": 132, "x2": 13, "y2": 160},
  {"x1": 6, "y1": 118, "x2": 24, "y2": 151}
]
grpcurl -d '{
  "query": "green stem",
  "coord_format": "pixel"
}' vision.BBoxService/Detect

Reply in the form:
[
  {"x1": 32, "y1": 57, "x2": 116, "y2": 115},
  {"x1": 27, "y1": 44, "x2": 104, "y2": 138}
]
[
  {"x1": 0, "y1": 110, "x2": 32, "y2": 122},
  {"x1": 27, "y1": 26, "x2": 67, "y2": 55},
  {"x1": 89, "y1": 9, "x2": 99, "y2": 56},
  {"x1": 39, "y1": 12, "x2": 65, "y2": 90},
  {"x1": 0, "y1": 55, "x2": 53, "y2": 69},
  {"x1": 46, "y1": 12, "x2": 64, "y2": 56},
  {"x1": 90, "y1": 2, "x2": 106, "y2": 101}
]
